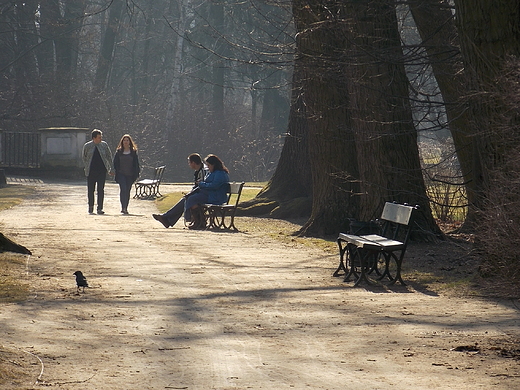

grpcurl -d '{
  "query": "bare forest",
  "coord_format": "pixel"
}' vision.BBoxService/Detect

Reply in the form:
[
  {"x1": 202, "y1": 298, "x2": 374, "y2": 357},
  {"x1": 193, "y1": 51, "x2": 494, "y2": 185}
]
[
  {"x1": 1, "y1": 0, "x2": 520, "y2": 288},
  {"x1": 0, "y1": 0, "x2": 293, "y2": 181}
]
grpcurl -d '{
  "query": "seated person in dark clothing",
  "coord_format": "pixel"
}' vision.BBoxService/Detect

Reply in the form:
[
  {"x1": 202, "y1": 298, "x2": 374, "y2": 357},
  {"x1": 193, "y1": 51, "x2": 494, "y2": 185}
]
[
  {"x1": 184, "y1": 154, "x2": 230, "y2": 230},
  {"x1": 152, "y1": 153, "x2": 207, "y2": 228}
]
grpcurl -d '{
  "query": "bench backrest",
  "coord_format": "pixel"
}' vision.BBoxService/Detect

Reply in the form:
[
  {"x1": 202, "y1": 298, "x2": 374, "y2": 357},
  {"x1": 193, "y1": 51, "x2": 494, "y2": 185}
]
[
  {"x1": 380, "y1": 202, "x2": 417, "y2": 244},
  {"x1": 225, "y1": 182, "x2": 245, "y2": 206},
  {"x1": 380, "y1": 202, "x2": 414, "y2": 226},
  {"x1": 153, "y1": 165, "x2": 166, "y2": 182}
]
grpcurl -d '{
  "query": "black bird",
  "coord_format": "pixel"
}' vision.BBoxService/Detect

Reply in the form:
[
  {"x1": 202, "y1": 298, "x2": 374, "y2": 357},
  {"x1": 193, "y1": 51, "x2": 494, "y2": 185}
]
[{"x1": 73, "y1": 271, "x2": 89, "y2": 292}]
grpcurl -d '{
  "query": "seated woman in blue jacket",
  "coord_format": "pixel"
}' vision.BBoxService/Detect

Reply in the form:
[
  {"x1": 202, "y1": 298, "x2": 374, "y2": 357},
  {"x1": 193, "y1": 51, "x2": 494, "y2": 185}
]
[{"x1": 185, "y1": 154, "x2": 230, "y2": 229}]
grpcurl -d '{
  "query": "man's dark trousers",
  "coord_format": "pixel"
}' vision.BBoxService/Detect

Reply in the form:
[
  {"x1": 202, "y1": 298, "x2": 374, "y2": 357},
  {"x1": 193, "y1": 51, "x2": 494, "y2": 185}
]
[
  {"x1": 87, "y1": 170, "x2": 106, "y2": 212},
  {"x1": 163, "y1": 198, "x2": 186, "y2": 226}
]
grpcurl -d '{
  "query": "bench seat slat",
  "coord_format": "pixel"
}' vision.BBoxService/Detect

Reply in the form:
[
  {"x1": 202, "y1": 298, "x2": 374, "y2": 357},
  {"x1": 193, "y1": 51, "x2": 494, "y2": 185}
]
[
  {"x1": 338, "y1": 233, "x2": 404, "y2": 251},
  {"x1": 338, "y1": 233, "x2": 381, "y2": 249},
  {"x1": 136, "y1": 179, "x2": 157, "y2": 185},
  {"x1": 360, "y1": 234, "x2": 404, "y2": 249}
]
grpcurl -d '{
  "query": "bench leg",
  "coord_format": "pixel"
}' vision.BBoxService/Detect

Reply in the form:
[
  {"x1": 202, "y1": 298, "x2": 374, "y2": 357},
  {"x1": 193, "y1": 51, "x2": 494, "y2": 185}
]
[
  {"x1": 386, "y1": 252, "x2": 406, "y2": 286},
  {"x1": 353, "y1": 249, "x2": 374, "y2": 286},
  {"x1": 135, "y1": 184, "x2": 146, "y2": 199},
  {"x1": 342, "y1": 247, "x2": 374, "y2": 286},
  {"x1": 209, "y1": 209, "x2": 218, "y2": 229},
  {"x1": 203, "y1": 208, "x2": 215, "y2": 229},
  {"x1": 334, "y1": 239, "x2": 348, "y2": 277},
  {"x1": 214, "y1": 209, "x2": 226, "y2": 229},
  {"x1": 227, "y1": 213, "x2": 238, "y2": 231},
  {"x1": 376, "y1": 252, "x2": 394, "y2": 282},
  {"x1": 221, "y1": 210, "x2": 239, "y2": 231}
]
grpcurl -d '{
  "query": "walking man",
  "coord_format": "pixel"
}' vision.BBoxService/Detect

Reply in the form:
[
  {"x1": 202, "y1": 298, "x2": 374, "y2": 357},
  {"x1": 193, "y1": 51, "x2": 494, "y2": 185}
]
[{"x1": 82, "y1": 129, "x2": 114, "y2": 214}]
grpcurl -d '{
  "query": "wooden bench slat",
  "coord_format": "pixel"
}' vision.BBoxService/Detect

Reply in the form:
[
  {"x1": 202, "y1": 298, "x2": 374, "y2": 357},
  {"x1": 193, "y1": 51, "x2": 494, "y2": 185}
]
[
  {"x1": 360, "y1": 234, "x2": 404, "y2": 249},
  {"x1": 337, "y1": 233, "x2": 382, "y2": 249}
]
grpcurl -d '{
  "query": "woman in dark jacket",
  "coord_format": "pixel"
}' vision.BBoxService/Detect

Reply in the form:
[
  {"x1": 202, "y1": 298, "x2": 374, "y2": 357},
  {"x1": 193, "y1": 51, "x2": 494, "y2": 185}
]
[{"x1": 113, "y1": 134, "x2": 140, "y2": 214}]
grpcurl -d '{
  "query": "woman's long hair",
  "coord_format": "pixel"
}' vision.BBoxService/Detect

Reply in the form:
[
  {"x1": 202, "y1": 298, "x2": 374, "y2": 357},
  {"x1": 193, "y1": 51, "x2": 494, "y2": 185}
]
[
  {"x1": 116, "y1": 134, "x2": 138, "y2": 152},
  {"x1": 205, "y1": 154, "x2": 229, "y2": 173}
]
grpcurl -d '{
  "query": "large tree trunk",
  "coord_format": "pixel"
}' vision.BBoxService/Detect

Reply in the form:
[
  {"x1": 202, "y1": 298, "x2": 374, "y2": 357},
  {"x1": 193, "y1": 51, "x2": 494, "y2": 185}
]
[
  {"x1": 347, "y1": 0, "x2": 439, "y2": 236},
  {"x1": 253, "y1": 59, "x2": 313, "y2": 217},
  {"x1": 55, "y1": 0, "x2": 86, "y2": 94},
  {"x1": 95, "y1": 0, "x2": 124, "y2": 92},
  {"x1": 452, "y1": 0, "x2": 520, "y2": 278},
  {"x1": 453, "y1": 0, "x2": 520, "y2": 193},
  {"x1": 166, "y1": 0, "x2": 187, "y2": 132},
  {"x1": 13, "y1": 0, "x2": 39, "y2": 88},
  {"x1": 210, "y1": 0, "x2": 225, "y2": 134},
  {"x1": 294, "y1": 0, "x2": 360, "y2": 236},
  {"x1": 408, "y1": 0, "x2": 478, "y2": 228},
  {"x1": 253, "y1": 0, "x2": 439, "y2": 237},
  {"x1": 37, "y1": 0, "x2": 61, "y2": 84}
]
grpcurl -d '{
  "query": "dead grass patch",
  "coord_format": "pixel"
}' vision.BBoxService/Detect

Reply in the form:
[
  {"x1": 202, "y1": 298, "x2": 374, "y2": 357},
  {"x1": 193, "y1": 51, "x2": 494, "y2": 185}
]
[
  {"x1": 0, "y1": 253, "x2": 30, "y2": 303},
  {"x1": 0, "y1": 184, "x2": 35, "y2": 304}
]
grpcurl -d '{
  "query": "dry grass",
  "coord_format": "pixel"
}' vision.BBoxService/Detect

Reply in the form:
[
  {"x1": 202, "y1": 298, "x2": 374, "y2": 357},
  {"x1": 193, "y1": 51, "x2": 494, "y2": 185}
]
[
  {"x1": 0, "y1": 184, "x2": 35, "y2": 303},
  {"x1": 0, "y1": 184, "x2": 35, "y2": 210},
  {"x1": 0, "y1": 253, "x2": 30, "y2": 303},
  {"x1": 0, "y1": 184, "x2": 38, "y2": 388}
]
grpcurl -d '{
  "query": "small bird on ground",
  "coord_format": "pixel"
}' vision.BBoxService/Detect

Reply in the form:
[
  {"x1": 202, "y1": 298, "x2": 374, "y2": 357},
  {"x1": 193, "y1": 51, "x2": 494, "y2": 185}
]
[{"x1": 73, "y1": 271, "x2": 89, "y2": 292}]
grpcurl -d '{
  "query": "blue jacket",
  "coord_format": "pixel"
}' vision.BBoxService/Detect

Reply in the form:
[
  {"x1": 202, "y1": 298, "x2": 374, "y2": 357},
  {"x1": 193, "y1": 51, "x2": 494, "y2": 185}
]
[{"x1": 198, "y1": 170, "x2": 230, "y2": 205}]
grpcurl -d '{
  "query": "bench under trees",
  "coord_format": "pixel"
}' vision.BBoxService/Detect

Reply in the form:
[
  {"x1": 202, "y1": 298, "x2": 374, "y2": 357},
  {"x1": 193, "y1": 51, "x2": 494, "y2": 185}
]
[
  {"x1": 334, "y1": 202, "x2": 418, "y2": 287},
  {"x1": 134, "y1": 166, "x2": 166, "y2": 200}
]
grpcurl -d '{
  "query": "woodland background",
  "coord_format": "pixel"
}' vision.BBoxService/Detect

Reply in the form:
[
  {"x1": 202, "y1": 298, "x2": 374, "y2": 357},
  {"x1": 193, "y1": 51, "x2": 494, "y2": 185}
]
[{"x1": 1, "y1": 0, "x2": 520, "y2": 287}]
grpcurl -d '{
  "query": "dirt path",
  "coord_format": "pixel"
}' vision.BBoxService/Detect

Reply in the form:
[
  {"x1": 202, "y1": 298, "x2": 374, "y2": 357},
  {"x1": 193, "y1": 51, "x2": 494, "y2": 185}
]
[{"x1": 0, "y1": 179, "x2": 519, "y2": 389}]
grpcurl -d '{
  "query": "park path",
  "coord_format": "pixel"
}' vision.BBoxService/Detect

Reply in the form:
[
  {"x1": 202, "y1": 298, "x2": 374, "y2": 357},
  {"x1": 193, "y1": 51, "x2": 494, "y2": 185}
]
[{"x1": 0, "y1": 178, "x2": 519, "y2": 389}]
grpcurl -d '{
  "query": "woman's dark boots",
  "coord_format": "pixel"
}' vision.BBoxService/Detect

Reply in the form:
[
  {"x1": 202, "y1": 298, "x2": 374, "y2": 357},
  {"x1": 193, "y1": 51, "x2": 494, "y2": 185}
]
[{"x1": 188, "y1": 207, "x2": 206, "y2": 230}]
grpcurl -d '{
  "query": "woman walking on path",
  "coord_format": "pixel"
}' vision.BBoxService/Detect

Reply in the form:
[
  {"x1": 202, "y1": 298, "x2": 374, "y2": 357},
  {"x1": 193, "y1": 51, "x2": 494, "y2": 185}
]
[
  {"x1": 113, "y1": 134, "x2": 140, "y2": 214},
  {"x1": 185, "y1": 154, "x2": 229, "y2": 229}
]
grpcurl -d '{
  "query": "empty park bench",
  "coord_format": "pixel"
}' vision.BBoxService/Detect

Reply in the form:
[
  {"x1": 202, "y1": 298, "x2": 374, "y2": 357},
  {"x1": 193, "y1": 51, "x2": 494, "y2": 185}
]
[
  {"x1": 203, "y1": 182, "x2": 245, "y2": 231},
  {"x1": 334, "y1": 202, "x2": 418, "y2": 287},
  {"x1": 134, "y1": 165, "x2": 166, "y2": 199}
]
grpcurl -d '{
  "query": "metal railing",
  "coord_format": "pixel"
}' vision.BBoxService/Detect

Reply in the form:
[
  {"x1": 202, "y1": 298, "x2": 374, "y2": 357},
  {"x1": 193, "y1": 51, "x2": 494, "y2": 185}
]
[{"x1": 0, "y1": 132, "x2": 41, "y2": 168}]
